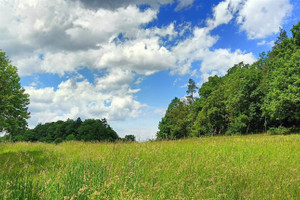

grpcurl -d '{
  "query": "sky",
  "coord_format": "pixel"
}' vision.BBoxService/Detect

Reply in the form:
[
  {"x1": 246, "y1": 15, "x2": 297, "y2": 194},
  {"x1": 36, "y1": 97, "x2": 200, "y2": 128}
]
[{"x1": 0, "y1": 0, "x2": 299, "y2": 140}]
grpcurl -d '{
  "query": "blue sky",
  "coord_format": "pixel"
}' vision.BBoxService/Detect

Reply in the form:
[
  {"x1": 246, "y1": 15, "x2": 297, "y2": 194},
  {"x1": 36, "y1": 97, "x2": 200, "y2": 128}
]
[{"x1": 1, "y1": 0, "x2": 299, "y2": 140}]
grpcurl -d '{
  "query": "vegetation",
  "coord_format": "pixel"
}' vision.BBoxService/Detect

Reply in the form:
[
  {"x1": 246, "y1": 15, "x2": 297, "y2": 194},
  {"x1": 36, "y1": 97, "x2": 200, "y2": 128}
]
[
  {"x1": 0, "y1": 50, "x2": 30, "y2": 139},
  {"x1": 0, "y1": 134, "x2": 299, "y2": 199},
  {"x1": 157, "y1": 22, "x2": 300, "y2": 139},
  {"x1": 12, "y1": 118, "x2": 120, "y2": 143}
]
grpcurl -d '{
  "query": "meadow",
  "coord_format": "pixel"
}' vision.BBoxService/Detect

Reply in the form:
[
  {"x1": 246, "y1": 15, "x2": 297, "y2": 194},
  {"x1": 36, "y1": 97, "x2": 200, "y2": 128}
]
[{"x1": 0, "y1": 134, "x2": 299, "y2": 200}]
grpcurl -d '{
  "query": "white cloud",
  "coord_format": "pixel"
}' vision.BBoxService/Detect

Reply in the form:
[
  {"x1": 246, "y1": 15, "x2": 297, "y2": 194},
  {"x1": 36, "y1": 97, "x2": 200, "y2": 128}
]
[
  {"x1": 1, "y1": 0, "x2": 262, "y2": 78},
  {"x1": 170, "y1": 26, "x2": 255, "y2": 78},
  {"x1": 99, "y1": 38, "x2": 176, "y2": 75},
  {"x1": 237, "y1": 0, "x2": 293, "y2": 39},
  {"x1": 200, "y1": 48, "x2": 256, "y2": 81},
  {"x1": 0, "y1": 1, "x2": 161, "y2": 75},
  {"x1": 207, "y1": 0, "x2": 233, "y2": 29},
  {"x1": 206, "y1": 0, "x2": 293, "y2": 39},
  {"x1": 172, "y1": 27, "x2": 219, "y2": 75},
  {"x1": 25, "y1": 70, "x2": 145, "y2": 126}
]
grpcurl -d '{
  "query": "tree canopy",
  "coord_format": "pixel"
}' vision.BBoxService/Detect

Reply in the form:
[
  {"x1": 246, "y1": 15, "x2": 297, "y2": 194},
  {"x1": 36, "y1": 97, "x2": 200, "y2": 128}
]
[
  {"x1": 157, "y1": 21, "x2": 300, "y2": 140},
  {"x1": 13, "y1": 118, "x2": 120, "y2": 143},
  {"x1": 0, "y1": 50, "x2": 30, "y2": 137}
]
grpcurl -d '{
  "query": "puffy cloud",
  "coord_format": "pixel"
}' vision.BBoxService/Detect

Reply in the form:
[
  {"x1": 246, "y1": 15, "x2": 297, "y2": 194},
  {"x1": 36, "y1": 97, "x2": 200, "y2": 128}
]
[
  {"x1": 99, "y1": 38, "x2": 176, "y2": 75},
  {"x1": 172, "y1": 27, "x2": 218, "y2": 75},
  {"x1": 237, "y1": 0, "x2": 292, "y2": 39},
  {"x1": 65, "y1": 6, "x2": 157, "y2": 42},
  {"x1": 25, "y1": 69, "x2": 144, "y2": 126},
  {"x1": 200, "y1": 48, "x2": 256, "y2": 81},
  {"x1": 207, "y1": 0, "x2": 233, "y2": 29},
  {"x1": 206, "y1": 0, "x2": 293, "y2": 39},
  {"x1": 95, "y1": 68, "x2": 135, "y2": 92},
  {"x1": 0, "y1": 1, "x2": 160, "y2": 75}
]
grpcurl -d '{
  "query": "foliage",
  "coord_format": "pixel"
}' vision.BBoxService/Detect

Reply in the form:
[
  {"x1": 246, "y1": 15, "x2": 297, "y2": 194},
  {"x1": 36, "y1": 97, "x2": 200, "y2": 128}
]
[
  {"x1": 123, "y1": 135, "x2": 136, "y2": 142},
  {"x1": 156, "y1": 97, "x2": 190, "y2": 139},
  {"x1": 186, "y1": 78, "x2": 198, "y2": 103},
  {"x1": 268, "y1": 126, "x2": 292, "y2": 135},
  {"x1": 0, "y1": 134, "x2": 299, "y2": 199},
  {"x1": 158, "y1": 21, "x2": 300, "y2": 139},
  {"x1": 0, "y1": 50, "x2": 30, "y2": 137},
  {"x1": 13, "y1": 118, "x2": 120, "y2": 143}
]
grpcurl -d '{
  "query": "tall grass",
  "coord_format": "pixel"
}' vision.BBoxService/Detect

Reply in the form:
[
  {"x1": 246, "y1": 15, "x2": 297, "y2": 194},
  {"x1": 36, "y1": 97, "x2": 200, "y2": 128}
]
[{"x1": 0, "y1": 134, "x2": 299, "y2": 199}]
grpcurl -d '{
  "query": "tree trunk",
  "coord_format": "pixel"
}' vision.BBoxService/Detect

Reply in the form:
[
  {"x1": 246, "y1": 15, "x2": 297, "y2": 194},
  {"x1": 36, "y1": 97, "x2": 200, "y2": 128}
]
[{"x1": 246, "y1": 123, "x2": 250, "y2": 134}]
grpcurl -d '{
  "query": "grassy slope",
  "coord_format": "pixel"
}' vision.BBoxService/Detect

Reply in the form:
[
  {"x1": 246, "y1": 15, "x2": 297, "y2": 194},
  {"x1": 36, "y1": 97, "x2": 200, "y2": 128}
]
[{"x1": 0, "y1": 134, "x2": 299, "y2": 199}]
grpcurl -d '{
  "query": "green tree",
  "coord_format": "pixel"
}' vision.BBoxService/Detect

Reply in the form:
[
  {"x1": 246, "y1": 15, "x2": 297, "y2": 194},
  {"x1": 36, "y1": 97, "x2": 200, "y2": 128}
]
[
  {"x1": 78, "y1": 119, "x2": 119, "y2": 142},
  {"x1": 186, "y1": 78, "x2": 198, "y2": 103},
  {"x1": 157, "y1": 97, "x2": 190, "y2": 139},
  {"x1": 124, "y1": 135, "x2": 136, "y2": 142},
  {"x1": 291, "y1": 22, "x2": 300, "y2": 47},
  {"x1": 0, "y1": 50, "x2": 30, "y2": 138}
]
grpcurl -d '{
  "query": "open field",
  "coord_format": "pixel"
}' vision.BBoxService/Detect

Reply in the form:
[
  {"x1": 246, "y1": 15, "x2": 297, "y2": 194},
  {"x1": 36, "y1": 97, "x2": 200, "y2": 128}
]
[{"x1": 0, "y1": 134, "x2": 299, "y2": 199}]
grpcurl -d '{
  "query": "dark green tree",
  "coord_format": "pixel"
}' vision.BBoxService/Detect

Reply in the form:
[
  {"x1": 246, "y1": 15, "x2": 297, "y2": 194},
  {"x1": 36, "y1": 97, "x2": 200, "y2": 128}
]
[
  {"x1": 157, "y1": 97, "x2": 190, "y2": 139},
  {"x1": 124, "y1": 135, "x2": 136, "y2": 142},
  {"x1": 0, "y1": 50, "x2": 30, "y2": 139},
  {"x1": 262, "y1": 27, "x2": 300, "y2": 127}
]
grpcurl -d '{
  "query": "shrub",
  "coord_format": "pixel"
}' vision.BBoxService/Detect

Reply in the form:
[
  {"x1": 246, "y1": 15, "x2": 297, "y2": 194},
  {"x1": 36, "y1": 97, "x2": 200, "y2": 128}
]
[
  {"x1": 66, "y1": 134, "x2": 75, "y2": 141},
  {"x1": 54, "y1": 137, "x2": 63, "y2": 144},
  {"x1": 268, "y1": 126, "x2": 291, "y2": 135}
]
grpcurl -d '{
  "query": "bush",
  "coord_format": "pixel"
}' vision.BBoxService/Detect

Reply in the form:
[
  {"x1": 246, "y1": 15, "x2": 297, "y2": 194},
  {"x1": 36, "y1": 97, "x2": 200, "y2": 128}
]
[
  {"x1": 268, "y1": 126, "x2": 291, "y2": 135},
  {"x1": 124, "y1": 135, "x2": 136, "y2": 142},
  {"x1": 54, "y1": 138, "x2": 63, "y2": 144},
  {"x1": 66, "y1": 134, "x2": 75, "y2": 141},
  {"x1": 14, "y1": 135, "x2": 25, "y2": 142}
]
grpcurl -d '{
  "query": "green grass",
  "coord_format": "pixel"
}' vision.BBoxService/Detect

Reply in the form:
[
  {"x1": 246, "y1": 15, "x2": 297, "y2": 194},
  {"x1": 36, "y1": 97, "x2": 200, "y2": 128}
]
[{"x1": 0, "y1": 134, "x2": 299, "y2": 199}]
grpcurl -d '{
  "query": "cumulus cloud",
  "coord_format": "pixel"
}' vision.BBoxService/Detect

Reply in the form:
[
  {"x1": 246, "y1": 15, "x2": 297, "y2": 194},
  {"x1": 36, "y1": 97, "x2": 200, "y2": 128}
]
[
  {"x1": 172, "y1": 27, "x2": 219, "y2": 75},
  {"x1": 206, "y1": 0, "x2": 292, "y2": 39},
  {"x1": 237, "y1": 0, "x2": 292, "y2": 39},
  {"x1": 1, "y1": 0, "x2": 264, "y2": 78},
  {"x1": 25, "y1": 69, "x2": 145, "y2": 126},
  {"x1": 207, "y1": 0, "x2": 233, "y2": 29},
  {"x1": 0, "y1": 1, "x2": 155, "y2": 72},
  {"x1": 99, "y1": 38, "x2": 176, "y2": 75},
  {"x1": 200, "y1": 48, "x2": 256, "y2": 81}
]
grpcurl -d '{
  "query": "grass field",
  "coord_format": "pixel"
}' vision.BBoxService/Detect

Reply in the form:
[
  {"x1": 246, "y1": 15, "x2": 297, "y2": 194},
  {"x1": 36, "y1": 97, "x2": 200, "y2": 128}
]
[{"x1": 0, "y1": 134, "x2": 299, "y2": 200}]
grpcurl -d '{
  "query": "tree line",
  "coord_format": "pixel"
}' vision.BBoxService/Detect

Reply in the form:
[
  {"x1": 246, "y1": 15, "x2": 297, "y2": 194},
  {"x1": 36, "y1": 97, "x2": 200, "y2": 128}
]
[
  {"x1": 157, "y1": 22, "x2": 300, "y2": 139},
  {"x1": 0, "y1": 117, "x2": 136, "y2": 143}
]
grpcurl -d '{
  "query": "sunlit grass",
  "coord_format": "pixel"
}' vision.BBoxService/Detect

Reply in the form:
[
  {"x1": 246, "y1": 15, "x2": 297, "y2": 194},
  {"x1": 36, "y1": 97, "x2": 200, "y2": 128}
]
[{"x1": 0, "y1": 134, "x2": 299, "y2": 199}]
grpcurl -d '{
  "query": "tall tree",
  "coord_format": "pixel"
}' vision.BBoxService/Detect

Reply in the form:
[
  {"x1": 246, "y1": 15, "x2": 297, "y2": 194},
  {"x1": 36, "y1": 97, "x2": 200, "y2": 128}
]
[
  {"x1": 186, "y1": 78, "x2": 198, "y2": 103},
  {"x1": 0, "y1": 50, "x2": 30, "y2": 138}
]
